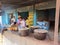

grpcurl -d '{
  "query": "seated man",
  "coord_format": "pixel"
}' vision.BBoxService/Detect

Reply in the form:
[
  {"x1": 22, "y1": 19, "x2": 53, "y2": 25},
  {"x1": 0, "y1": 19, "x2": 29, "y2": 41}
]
[
  {"x1": 11, "y1": 22, "x2": 17, "y2": 27},
  {"x1": 43, "y1": 20, "x2": 50, "y2": 30},
  {"x1": 37, "y1": 21, "x2": 49, "y2": 30},
  {"x1": 37, "y1": 21, "x2": 44, "y2": 29}
]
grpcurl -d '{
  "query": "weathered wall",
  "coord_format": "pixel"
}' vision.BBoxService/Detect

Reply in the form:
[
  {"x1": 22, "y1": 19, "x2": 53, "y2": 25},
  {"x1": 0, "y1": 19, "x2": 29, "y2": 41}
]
[
  {"x1": 2, "y1": 9, "x2": 18, "y2": 24},
  {"x1": 35, "y1": 1, "x2": 56, "y2": 10}
]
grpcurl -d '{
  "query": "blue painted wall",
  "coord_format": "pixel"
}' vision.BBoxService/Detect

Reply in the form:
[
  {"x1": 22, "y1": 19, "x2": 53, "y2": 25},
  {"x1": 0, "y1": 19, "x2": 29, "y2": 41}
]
[
  {"x1": 1, "y1": 9, "x2": 37, "y2": 26},
  {"x1": 2, "y1": 11, "x2": 7, "y2": 24},
  {"x1": 2, "y1": 10, "x2": 18, "y2": 24},
  {"x1": 33, "y1": 10, "x2": 37, "y2": 26}
]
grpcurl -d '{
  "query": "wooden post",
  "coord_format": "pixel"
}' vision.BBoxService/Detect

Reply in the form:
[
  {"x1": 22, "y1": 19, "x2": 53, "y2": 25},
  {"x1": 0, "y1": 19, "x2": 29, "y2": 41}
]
[{"x1": 54, "y1": 0, "x2": 60, "y2": 45}]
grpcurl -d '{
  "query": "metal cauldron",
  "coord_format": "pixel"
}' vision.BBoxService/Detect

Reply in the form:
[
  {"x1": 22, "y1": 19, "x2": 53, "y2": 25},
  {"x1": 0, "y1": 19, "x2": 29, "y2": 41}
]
[
  {"x1": 34, "y1": 29, "x2": 48, "y2": 40},
  {"x1": 18, "y1": 28, "x2": 29, "y2": 36}
]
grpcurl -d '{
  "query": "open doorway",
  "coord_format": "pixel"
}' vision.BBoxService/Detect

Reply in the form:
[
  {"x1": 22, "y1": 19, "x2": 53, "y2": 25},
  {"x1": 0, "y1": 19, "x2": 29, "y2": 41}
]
[
  {"x1": 18, "y1": 12, "x2": 29, "y2": 20},
  {"x1": 36, "y1": 8, "x2": 56, "y2": 31}
]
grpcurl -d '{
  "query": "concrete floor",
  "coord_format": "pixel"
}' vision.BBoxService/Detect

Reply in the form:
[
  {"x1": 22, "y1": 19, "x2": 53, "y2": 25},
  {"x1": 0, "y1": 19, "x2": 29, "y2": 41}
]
[
  {"x1": 0, "y1": 30, "x2": 60, "y2": 45},
  {"x1": 0, "y1": 33, "x2": 3, "y2": 45},
  {"x1": 2, "y1": 31, "x2": 54, "y2": 45}
]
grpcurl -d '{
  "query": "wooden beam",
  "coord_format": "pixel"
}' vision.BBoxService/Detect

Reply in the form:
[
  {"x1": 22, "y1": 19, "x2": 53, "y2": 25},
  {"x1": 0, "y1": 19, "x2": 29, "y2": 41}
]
[{"x1": 54, "y1": 0, "x2": 60, "y2": 45}]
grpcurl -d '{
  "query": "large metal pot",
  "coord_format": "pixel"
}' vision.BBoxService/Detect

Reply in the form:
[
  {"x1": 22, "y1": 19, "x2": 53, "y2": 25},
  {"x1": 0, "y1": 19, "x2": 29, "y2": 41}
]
[
  {"x1": 18, "y1": 28, "x2": 29, "y2": 36},
  {"x1": 34, "y1": 29, "x2": 48, "y2": 40}
]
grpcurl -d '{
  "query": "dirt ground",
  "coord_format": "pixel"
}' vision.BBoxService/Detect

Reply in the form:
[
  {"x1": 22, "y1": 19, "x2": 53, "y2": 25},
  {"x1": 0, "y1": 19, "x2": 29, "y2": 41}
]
[{"x1": 0, "y1": 30, "x2": 60, "y2": 45}]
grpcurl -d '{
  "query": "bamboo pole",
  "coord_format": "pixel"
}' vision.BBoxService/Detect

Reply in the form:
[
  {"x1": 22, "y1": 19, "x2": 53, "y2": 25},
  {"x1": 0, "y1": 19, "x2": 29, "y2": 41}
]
[{"x1": 54, "y1": 0, "x2": 60, "y2": 45}]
